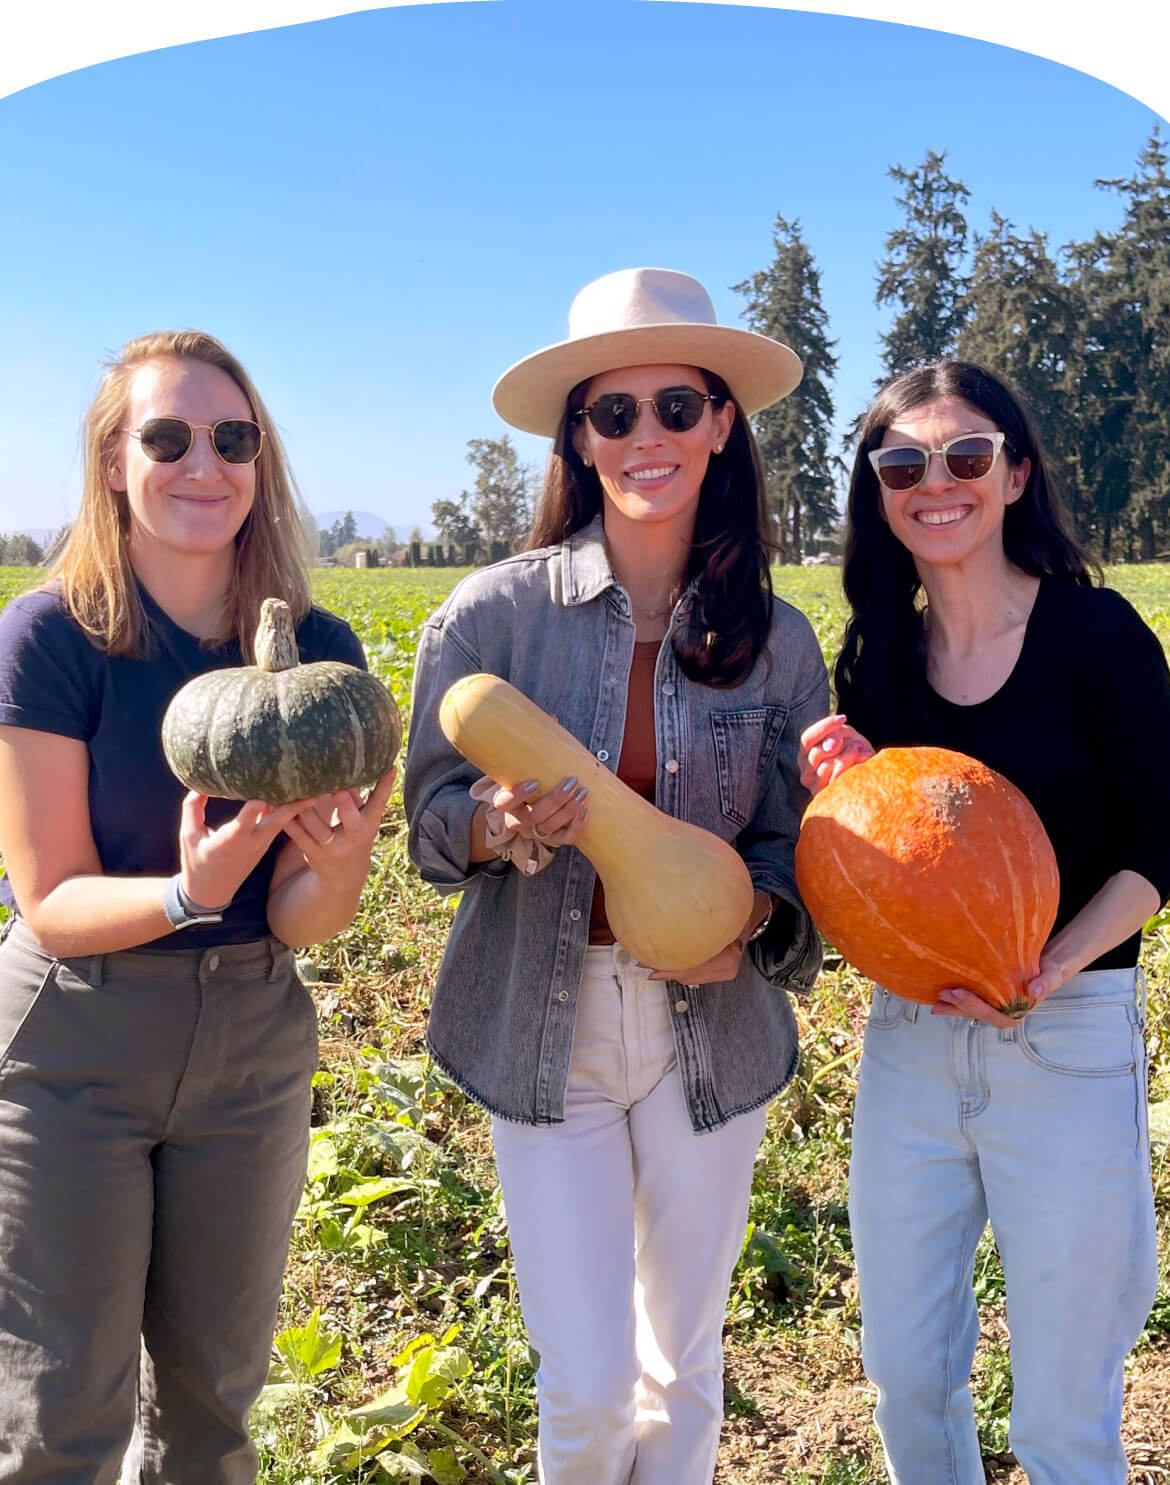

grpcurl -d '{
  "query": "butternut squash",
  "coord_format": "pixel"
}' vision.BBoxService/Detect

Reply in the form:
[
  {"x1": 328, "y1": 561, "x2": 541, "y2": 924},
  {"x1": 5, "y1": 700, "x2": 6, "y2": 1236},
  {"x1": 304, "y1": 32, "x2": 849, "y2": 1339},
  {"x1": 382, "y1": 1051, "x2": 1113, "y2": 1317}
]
[{"x1": 439, "y1": 673, "x2": 755, "y2": 976}]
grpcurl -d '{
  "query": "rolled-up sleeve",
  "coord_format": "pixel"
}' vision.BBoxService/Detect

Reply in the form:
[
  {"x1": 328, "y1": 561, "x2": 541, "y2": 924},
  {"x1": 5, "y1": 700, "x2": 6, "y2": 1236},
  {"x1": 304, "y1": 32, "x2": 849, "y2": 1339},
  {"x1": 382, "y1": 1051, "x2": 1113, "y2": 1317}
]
[
  {"x1": 404, "y1": 611, "x2": 508, "y2": 895},
  {"x1": 737, "y1": 622, "x2": 830, "y2": 992}
]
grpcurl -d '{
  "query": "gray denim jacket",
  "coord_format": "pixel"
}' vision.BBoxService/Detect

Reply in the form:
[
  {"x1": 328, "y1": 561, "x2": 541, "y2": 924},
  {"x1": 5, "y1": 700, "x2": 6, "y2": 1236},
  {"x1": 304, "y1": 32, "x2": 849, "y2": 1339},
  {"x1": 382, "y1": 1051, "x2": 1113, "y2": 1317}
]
[{"x1": 404, "y1": 517, "x2": 829, "y2": 1133}]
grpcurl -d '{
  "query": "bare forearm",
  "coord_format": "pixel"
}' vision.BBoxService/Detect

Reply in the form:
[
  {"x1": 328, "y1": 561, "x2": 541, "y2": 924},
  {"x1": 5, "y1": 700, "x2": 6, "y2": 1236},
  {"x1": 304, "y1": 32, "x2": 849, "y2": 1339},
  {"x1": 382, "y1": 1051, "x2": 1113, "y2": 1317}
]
[
  {"x1": 266, "y1": 867, "x2": 367, "y2": 949},
  {"x1": 1044, "y1": 870, "x2": 1160, "y2": 977},
  {"x1": 467, "y1": 801, "x2": 495, "y2": 862},
  {"x1": 23, "y1": 875, "x2": 177, "y2": 957}
]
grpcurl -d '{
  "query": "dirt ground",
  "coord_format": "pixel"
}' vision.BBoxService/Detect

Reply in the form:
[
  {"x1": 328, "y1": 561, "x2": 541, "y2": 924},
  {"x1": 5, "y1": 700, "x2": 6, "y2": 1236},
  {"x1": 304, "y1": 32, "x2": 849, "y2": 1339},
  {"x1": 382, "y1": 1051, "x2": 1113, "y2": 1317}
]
[{"x1": 715, "y1": 1336, "x2": 1170, "y2": 1483}]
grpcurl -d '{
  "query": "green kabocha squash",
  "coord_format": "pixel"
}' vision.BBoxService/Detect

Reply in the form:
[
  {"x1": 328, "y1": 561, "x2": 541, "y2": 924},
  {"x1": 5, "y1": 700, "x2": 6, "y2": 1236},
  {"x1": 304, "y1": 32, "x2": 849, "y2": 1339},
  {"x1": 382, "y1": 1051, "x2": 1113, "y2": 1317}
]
[{"x1": 161, "y1": 598, "x2": 401, "y2": 804}]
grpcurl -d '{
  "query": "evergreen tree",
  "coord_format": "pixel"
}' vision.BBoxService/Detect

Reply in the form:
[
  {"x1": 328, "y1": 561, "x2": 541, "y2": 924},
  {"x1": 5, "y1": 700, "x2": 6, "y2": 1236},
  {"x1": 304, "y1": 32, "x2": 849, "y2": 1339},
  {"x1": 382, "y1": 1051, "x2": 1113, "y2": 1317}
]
[
  {"x1": 958, "y1": 212, "x2": 1089, "y2": 534},
  {"x1": 733, "y1": 216, "x2": 841, "y2": 562},
  {"x1": 875, "y1": 150, "x2": 971, "y2": 379},
  {"x1": 1086, "y1": 127, "x2": 1170, "y2": 558}
]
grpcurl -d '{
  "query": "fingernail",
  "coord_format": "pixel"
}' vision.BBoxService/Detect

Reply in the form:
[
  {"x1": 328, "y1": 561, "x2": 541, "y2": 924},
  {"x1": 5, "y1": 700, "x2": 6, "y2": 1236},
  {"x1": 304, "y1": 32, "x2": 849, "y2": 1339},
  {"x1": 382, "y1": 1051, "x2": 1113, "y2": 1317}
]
[
  {"x1": 560, "y1": 777, "x2": 578, "y2": 792},
  {"x1": 578, "y1": 807, "x2": 587, "y2": 821},
  {"x1": 574, "y1": 787, "x2": 589, "y2": 802},
  {"x1": 522, "y1": 780, "x2": 539, "y2": 793}
]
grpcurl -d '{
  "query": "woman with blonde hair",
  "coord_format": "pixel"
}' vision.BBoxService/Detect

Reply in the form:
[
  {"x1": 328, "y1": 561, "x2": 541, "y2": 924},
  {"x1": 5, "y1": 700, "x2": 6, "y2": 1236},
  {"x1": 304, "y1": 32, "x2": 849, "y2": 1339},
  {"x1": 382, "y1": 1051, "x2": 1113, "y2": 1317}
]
[{"x1": 0, "y1": 330, "x2": 395, "y2": 1481}]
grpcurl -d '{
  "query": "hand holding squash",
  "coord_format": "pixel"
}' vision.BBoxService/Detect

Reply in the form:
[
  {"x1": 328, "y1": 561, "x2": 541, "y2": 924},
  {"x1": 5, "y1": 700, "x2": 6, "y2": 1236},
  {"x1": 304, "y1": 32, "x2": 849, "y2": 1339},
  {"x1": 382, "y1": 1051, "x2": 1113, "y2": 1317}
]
[
  {"x1": 794, "y1": 746, "x2": 1060, "y2": 1017},
  {"x1": 282, "y1": 766, "x2": 398, "y2": 891},
  {"x1": 162, "y1": 599, "x2": 401, "y2": 804},
  {"x1": 799, "y1": 715, "x2": 875, "y2": 795},
  {"x1": 477, "y1": 776, "x2": 590, "y2": 851},
  {"x1": 440, "y1": 674, "x2": 754, "y2": 976},
  {"x1": 179, "y1": 791, "x2": 308, "y2": 911}
]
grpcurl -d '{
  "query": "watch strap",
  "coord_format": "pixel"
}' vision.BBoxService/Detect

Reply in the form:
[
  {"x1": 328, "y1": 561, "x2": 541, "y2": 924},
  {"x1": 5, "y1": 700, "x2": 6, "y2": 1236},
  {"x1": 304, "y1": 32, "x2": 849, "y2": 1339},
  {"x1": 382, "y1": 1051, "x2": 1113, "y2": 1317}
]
[{"x1": 163, "y1": 874, "x2": 225, "y2": 929}]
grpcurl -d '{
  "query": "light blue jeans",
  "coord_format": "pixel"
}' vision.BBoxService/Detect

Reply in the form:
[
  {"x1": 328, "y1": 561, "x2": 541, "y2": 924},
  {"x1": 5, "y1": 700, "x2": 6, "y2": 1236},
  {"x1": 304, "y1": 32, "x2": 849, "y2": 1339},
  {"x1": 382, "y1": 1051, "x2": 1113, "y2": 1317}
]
[{"x1": 848, "y1": 968, "x2": 1158, "y2": 1485}]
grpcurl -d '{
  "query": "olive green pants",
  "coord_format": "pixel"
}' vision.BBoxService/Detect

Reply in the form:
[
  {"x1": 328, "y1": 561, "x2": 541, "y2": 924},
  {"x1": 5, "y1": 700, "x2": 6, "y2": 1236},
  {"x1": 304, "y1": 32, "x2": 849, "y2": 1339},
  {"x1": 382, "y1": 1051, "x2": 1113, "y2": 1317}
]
[{"x1": 0, "y1": 918, "x2": 318, "y2": 1483}]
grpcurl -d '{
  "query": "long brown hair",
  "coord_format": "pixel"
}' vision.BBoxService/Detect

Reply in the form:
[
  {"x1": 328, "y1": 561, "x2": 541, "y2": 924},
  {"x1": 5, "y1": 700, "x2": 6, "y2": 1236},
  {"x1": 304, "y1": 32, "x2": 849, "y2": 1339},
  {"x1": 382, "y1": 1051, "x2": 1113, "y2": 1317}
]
[
  {"x1": 46, "y1": 330, "x2": 312, "y2": 660},
  {"x1": 527, "y1": 369, "x2": 775, "y2": 688}
]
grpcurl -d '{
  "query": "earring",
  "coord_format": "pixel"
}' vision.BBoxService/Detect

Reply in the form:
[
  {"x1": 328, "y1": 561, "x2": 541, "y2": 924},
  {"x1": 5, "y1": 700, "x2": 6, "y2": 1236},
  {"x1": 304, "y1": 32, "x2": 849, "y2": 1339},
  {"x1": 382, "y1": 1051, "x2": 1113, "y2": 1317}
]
[
  {"x1": 582, "y1": 454, "x2": 591, "y2": 467},
  {"x1": 714, "y1": 443, "x2": 724, "y2": 455}
]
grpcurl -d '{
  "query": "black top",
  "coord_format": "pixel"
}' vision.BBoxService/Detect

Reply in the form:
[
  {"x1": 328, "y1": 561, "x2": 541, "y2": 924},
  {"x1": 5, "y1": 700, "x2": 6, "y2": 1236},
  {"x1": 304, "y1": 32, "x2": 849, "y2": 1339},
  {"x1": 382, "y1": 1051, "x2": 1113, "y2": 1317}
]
[
  {"x1": 0, "y1": 583, "x2": 366, "y2": 950},
  {"x1": 836, "y1": 579, "x2": 1170, "y2": 970}
]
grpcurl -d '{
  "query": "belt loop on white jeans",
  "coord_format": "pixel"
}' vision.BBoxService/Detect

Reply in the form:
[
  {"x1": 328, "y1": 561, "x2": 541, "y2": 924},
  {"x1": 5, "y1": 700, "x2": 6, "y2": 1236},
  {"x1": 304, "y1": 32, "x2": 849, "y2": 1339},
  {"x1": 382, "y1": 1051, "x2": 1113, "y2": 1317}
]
[{"x1": 1136, "y1": 964, "x2": 1148, "y2": 1026}]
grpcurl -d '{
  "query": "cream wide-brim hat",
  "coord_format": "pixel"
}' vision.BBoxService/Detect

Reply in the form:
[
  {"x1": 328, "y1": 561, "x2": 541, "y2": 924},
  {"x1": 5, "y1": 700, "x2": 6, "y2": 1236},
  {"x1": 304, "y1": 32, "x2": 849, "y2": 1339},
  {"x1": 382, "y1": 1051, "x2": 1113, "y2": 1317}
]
[{"x1": 491, "y1": 267, "x2": 803, "y2": 438}]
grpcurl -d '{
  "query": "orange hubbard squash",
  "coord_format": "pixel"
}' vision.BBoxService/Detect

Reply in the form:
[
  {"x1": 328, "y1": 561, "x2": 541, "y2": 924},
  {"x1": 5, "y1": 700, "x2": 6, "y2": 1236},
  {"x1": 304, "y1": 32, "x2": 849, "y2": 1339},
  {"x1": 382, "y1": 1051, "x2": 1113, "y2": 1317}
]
[{"x1": 794, "y1": 747, "x2": 1059, "y2": 1015}]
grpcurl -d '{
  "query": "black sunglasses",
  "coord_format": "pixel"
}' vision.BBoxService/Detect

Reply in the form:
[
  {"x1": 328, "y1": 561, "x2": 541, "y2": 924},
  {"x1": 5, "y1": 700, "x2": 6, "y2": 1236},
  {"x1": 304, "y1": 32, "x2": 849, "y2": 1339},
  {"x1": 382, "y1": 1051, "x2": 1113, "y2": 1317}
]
[
  {"x1": 574, "y1": 386, "x2": 722, "y2": 440},
  {"x1": 121, "y1": 416, "x2": 265, "y2": 466}
]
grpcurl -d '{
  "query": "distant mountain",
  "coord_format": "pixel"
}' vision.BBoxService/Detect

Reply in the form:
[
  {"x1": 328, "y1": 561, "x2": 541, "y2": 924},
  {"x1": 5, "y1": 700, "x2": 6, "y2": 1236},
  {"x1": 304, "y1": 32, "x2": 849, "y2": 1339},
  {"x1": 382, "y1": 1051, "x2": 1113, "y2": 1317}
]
[
  {"x1": 310, "y1": 510, "x2": 434, "y2": 541},
  {"x1": 312, "y1": 509, "x2": 391, "y2": 538},
  {"x1": 8, "y1": 527, "x2": 60, "y2": 546}
]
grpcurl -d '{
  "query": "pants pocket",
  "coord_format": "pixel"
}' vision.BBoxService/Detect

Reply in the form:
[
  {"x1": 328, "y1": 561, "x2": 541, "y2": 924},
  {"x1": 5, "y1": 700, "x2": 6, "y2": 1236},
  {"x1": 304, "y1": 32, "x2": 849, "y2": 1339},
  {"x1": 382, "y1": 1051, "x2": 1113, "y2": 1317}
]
[{"x1": 0, "y1": 926, "x2": 65, "y2": 1074}]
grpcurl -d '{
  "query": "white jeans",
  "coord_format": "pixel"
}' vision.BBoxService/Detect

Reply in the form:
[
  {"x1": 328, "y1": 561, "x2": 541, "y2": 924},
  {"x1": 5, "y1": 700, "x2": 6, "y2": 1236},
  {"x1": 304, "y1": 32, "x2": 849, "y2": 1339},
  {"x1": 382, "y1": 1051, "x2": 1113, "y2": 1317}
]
[
  {"x1": 849, "y1": 969, "x2": 1158, "y2": 1485},
  {"x1": 491, "y1": 944, "x2": 768, "y2": 1485}
]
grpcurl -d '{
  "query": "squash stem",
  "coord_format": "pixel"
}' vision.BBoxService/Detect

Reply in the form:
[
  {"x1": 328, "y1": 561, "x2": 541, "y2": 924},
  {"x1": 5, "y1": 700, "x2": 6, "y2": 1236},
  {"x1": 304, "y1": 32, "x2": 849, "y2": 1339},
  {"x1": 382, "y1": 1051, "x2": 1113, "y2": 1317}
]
[{"x1": 255, "y1": 597, "x2": 300, "y2": 673}]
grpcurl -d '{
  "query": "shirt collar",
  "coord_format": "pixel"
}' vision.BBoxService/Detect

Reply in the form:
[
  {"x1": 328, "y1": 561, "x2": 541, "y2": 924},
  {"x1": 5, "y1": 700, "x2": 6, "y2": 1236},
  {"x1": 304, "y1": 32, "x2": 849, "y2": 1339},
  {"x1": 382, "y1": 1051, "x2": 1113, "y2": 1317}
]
[{"x1": 559, "y1": 515, "x2": 617, "y2": 607}]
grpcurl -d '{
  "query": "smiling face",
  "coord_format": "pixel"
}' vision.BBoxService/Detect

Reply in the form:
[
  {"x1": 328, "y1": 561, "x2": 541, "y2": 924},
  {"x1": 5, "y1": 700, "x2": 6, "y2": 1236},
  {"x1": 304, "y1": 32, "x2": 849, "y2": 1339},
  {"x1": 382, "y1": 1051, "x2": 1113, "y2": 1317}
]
[
  {"x1": 110, "y1": 356, "x2": 257, "y2": 568},
  {"x1": 571, "y1": 363, "x2": 735, "y2": 530},
  {"x1": 877, "y1": 396, "x2": 1031, "y2": 570}
]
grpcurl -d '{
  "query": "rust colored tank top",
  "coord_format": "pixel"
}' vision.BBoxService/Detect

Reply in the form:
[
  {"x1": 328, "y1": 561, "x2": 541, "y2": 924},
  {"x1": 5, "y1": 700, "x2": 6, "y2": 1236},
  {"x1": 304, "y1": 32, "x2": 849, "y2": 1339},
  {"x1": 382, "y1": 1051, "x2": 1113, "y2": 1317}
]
[{"x1": 589, "y1": 640, "x2": 660, "y2": 944}]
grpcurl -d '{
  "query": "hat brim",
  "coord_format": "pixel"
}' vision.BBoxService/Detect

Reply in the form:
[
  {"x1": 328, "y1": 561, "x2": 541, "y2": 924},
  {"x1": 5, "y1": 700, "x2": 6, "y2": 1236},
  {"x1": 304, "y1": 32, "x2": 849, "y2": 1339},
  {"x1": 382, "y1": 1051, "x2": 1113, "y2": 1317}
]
[{"x1": 492, "y1": 324, "x2": 803, "y2": 437}]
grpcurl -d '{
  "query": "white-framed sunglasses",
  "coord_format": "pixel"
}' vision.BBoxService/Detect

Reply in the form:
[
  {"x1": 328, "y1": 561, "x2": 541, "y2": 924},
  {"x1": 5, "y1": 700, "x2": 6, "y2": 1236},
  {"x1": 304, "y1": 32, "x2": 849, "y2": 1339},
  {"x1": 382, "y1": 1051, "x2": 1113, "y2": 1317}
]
[{"x1": 868, "y1": 431, "x2": 1008, "y2": 492}]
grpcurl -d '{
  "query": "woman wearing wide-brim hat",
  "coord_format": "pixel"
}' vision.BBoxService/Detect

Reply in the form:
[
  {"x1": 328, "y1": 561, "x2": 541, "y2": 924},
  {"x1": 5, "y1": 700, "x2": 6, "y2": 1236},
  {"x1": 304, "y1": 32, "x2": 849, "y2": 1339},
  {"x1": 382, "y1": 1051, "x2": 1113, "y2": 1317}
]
[{"x1": 405, "y1": 267, "x2": 828, "y2": 1484}]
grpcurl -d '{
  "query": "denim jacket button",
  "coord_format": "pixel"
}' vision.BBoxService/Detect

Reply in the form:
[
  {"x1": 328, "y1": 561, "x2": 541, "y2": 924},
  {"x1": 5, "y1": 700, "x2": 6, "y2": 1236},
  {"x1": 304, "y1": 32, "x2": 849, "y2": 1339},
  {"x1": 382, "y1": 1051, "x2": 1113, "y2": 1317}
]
[
  {"x1": 664, "y1": 758, "x2": 680, "y2": 773},
  {"x1": 674, "y1": 998, "x2": 689, "y2": 1014},
  {"x1": 569, "y1": 909, "x2": 581, "y2": 921},
  {"x1": 556, "y1": 990, "x2": 569, "y2": 1002},
  {"x1": 596, "y1": 749, "x2": 610, "y2": 762},
  {"x1": 661, "y1": 682, "x2": 676, "y2": 696}
]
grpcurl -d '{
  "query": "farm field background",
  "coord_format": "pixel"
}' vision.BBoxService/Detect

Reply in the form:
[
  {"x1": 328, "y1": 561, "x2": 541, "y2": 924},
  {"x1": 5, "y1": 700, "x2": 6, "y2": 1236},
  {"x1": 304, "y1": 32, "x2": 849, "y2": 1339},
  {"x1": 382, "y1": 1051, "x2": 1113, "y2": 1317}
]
[{"x1": 1, "y1": 562, "x2": 1169, "y2": 1483}]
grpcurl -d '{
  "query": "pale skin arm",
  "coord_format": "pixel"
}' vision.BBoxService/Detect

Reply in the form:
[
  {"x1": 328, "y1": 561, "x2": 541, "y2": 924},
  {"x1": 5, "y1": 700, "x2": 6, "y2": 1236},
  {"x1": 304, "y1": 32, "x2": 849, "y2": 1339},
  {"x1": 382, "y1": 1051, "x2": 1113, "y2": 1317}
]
[
  {"x1": 933, "y1": 871, "x2": 1159, "y2": 1027},
  {"x1": 0, "y1": 726, "x2": 306, "y2": 958},
  {"x1": 797, "y1": 715, "x2": 1159, "y2": 1026},
  {"x1": 265, "y1": 767, "x2": 397, "y2": 948}
]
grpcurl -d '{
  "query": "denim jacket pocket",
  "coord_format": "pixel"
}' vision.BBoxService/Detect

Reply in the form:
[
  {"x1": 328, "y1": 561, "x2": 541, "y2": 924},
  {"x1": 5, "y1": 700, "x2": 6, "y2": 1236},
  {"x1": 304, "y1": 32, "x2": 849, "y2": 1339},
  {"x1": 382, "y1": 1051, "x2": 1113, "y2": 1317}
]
[
  {"x1": 1018, "y1": 1000, "x2": 1138, "y2": 1077},
  {"x1": 710, "y1": 706, "x2": 788, "y2": 828}
]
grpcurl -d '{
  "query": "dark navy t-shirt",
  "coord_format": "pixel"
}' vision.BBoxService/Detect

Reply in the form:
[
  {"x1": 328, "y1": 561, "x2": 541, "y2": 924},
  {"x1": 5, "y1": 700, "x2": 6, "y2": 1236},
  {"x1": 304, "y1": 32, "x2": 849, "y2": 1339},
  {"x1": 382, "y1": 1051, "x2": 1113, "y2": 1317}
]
[{"x1": 0, "y1": 583, "x2": 367, "y2": 949}]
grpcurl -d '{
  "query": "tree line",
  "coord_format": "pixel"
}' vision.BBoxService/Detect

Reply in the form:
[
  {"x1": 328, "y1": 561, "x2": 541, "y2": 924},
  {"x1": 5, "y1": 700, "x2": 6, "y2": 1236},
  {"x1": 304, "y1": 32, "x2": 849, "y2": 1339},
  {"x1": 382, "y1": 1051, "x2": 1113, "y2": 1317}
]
[
  {"x1": 743, "y1": 128, "x2": 1170, "y2": 563},
  {"x1": 429, "y1": 127, "x2": 1167, "y2": 568}
]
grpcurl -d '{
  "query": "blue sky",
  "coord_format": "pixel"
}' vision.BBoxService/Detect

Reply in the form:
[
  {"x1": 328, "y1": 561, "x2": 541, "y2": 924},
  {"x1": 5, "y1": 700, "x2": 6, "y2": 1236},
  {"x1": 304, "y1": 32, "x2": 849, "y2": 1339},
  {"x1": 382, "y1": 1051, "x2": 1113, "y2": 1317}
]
[{"x1": 0, "y1": 0, "x2": 1165, "y2": 537}]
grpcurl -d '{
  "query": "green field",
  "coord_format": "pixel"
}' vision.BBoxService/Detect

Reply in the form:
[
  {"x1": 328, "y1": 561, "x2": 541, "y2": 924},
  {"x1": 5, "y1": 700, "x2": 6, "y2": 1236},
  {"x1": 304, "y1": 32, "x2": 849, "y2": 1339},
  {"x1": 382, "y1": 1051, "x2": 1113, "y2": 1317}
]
[{"x1": 1, "y1": 563, "x2": 1168, "y2": 1483}]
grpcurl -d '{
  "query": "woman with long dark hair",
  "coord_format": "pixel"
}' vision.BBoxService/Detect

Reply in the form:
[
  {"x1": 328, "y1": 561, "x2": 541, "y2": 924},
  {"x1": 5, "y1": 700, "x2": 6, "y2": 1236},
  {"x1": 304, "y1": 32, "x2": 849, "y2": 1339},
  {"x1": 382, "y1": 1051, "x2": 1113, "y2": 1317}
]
[
  {"x1": 406, "y1": 268, "x2": 828, "y2": 1484},
  {"x1": 801, "y1": 360, "x2": 1169, "y2": 1484}
]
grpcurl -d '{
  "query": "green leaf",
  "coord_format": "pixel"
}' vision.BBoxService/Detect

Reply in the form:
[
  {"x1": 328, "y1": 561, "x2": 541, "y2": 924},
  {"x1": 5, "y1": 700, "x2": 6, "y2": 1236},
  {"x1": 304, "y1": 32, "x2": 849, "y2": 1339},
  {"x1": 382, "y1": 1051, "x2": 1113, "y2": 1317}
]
[
  {"x1": 317, "y1": 1216, "x2": 347, "y2": 1250},
  {"x1": 307, "y1": 1133, "x2": 340, "y2": 1182},
  {"x1": 348, "y1": 1384, "x2": 427, "y2": 1436},
  {"x1": 337, "y1": 1176, "x2": 416, "y2": 1209},
  {"x1": 374, "y1": 1440, "x2": 430, "y2": 1479},
  {"x1": 427, "y1": 1448, "x2": 467, "y2": 1484},
  {"x1": 248, "y1": 1380, "x2": 302, "y2": 1425},
  {"x1": 275, "y1": 1307, "x2": 342, "y2": 1380}
]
